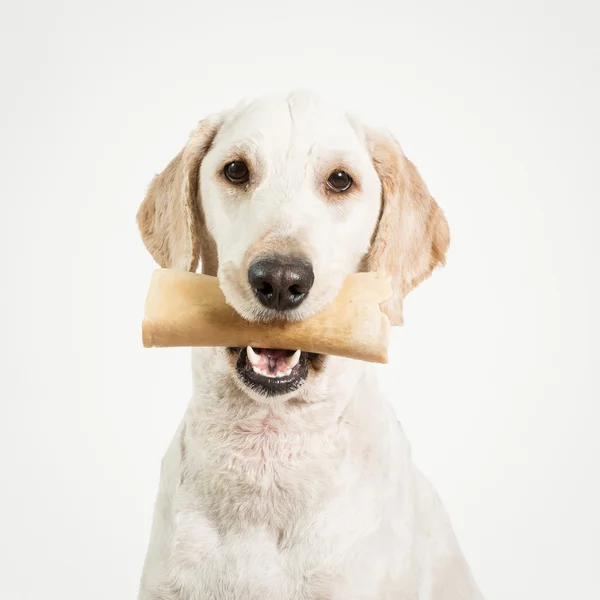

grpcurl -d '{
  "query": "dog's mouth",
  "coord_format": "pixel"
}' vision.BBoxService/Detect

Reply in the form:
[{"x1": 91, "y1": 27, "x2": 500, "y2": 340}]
[{"x1": 228, "y1": 346, "x2": 320, "y2": 397}]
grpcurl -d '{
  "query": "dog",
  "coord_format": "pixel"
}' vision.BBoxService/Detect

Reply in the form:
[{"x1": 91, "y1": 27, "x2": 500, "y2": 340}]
[{"x1": 136, "y1": 90, "x2": 483, "y2": 600}]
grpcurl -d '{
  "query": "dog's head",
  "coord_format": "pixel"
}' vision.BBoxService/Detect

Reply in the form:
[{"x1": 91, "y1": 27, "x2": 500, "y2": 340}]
[{"x1": 138, "y1": 91, "x2": 449, "y2": 402}]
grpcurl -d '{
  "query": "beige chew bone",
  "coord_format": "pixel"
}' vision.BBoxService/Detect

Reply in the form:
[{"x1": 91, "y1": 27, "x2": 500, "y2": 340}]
[{"x1": 142, "y1": 270, "x2": 393, "y2": 364}]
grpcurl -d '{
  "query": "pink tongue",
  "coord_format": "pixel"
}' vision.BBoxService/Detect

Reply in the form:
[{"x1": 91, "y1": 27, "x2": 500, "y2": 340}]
[{"x1": 251, "y1": 348, "x2": 292, "y2": 375}]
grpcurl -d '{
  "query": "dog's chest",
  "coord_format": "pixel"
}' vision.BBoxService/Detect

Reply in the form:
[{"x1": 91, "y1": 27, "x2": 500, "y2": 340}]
[
  {"x1": 166, "y1": 485, "x2": 398, "y2": 600},
  {"x1": 165, "y1": 415, "x2": 400, "y2": 599},
  {"x1": 187, "y1": 410, "x2": 346, "y2": 528}
]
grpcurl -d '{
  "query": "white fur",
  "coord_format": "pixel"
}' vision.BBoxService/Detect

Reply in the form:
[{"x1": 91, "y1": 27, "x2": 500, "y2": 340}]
[
  {"x1": 138, "y1": 91, "x2": 483, "y2": 600},
  {"x1": 203, "y1": 92, "x2": 382, "y2": 324}
]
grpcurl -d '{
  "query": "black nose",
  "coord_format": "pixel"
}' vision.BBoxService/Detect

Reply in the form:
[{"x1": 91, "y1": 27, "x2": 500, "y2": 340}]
[{"x1": 248, "y1": 257, "x2": 315, "y2": 311}]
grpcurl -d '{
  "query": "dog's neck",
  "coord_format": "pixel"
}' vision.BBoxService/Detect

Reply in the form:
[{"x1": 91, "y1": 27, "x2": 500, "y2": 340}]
[
  {"x1": 189, "y1": 347, "x2": 373, "y2": 427},
  {"x1": 181, "y1": 348, "x2": 387, "y2": 530}
]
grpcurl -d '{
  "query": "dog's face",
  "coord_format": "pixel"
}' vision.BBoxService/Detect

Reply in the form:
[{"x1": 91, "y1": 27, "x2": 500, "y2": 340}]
[
  {"x1": 201, "y1": 94, "x2": 382, "y2": 324},
  {"x1": 138, "y1": 91, "x2": 449, "y2": 402}
]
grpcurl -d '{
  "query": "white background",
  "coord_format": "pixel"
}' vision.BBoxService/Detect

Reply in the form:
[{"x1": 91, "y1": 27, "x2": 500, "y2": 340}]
[{"x1": 1, "y1": 1, "x2": 598, "y2": 598}]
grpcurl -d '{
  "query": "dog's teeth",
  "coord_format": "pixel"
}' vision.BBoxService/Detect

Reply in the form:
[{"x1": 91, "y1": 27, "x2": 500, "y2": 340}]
[
  {"x1": 247, "y1": 346, "x2": 260, "y2": 365},
  {"x1": 286, "y1": 349, "x2": 301, "y2": 369}
]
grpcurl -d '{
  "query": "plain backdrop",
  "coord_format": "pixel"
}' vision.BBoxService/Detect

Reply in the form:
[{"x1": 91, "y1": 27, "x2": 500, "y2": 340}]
[{"x1": 1, "y1": 0, "x2": 598, "y2": 599}]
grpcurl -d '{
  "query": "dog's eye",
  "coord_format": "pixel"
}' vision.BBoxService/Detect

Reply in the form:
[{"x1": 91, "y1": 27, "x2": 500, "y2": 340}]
[
  {"x1": 224, "y1": 161, "x2": 249, "y2": 184},
  {"x1": 326, "y1": 170, "x2": 353, "y2": 192}
]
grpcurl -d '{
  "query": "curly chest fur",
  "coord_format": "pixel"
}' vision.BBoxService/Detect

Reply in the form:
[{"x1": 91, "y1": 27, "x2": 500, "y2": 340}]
[
  {"x1": 164, "y1": 444, "x2": 397, "y2": 600},
  {"x1": 162, "y1": 509, "x2": 395, "y2": 600},
  {"x1": 183, "y1": 408, "x2": 349, "y2": 530},
  {"x1": 157, "y1": 410, "x2": 393, "y2": 600}
]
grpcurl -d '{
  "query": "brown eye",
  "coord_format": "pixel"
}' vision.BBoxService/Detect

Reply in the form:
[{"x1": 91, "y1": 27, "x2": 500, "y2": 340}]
[
  {"x1": 224, "y1": 161, "x2": 249, "y2": 184},
  {"x1": 326, "y1": 170, "x2": 353, "y2": 192}
]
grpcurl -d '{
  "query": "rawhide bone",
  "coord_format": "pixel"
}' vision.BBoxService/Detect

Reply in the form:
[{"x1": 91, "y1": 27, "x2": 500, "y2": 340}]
[{"x1": 142, "y1": 269, "x2": 393, "y2": 364}]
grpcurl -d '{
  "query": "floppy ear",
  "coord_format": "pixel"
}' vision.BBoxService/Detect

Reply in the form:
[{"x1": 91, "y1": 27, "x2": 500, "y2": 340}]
[
  {"x1": 363, "y1": 129, "x2": 450, "y2": 325},
  {"x1": 136, "y1": 116, "x2": 222, "y2": 274}
]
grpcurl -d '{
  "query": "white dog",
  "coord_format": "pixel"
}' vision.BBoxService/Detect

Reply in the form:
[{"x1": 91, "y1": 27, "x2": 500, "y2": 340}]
[{"x1": 136, "y1": 90, "x2": 483, "y2": 600}]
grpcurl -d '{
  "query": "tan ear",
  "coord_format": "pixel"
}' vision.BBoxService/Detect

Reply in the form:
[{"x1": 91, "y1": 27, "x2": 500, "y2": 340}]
[
  {"x1": 136, "y1": 116, "x2": 222, "y2": 274},
  {"x1": 363, "y1": 129, "x2": 450, "y2": 325}
]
